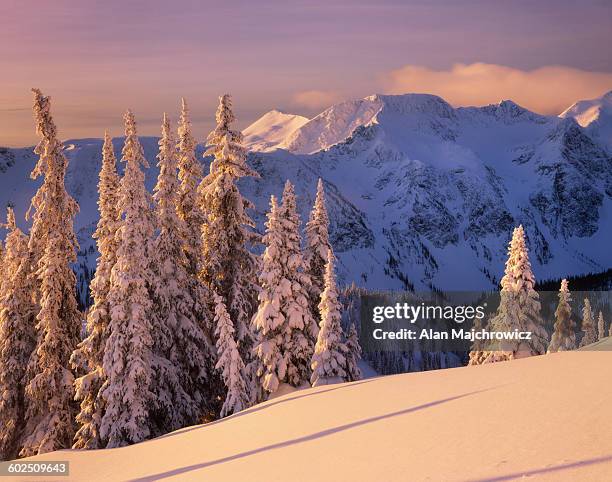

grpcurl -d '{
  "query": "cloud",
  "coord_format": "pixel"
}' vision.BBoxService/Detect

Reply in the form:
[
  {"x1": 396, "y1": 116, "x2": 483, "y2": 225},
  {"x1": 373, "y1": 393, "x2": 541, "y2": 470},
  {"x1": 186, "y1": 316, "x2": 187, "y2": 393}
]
[
  {"x1": 292, "y1": 90, "x2": 341, "y2": 110},
  {"x1": 381, "y1": 63, "x2": 612, "y2": 114}
]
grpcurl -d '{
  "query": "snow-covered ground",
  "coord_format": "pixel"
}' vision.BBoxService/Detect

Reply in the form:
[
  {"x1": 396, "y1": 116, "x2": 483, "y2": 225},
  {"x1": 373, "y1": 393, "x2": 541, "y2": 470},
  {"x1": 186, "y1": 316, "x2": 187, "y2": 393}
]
[{"x1": 11, "y1": 346, "x2": 612, "y2": 481}]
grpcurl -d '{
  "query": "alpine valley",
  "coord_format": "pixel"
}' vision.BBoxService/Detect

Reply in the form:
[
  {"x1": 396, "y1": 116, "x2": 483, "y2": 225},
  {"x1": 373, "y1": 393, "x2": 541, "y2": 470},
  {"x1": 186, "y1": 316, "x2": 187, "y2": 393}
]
[{"x1": 1, "y1": 91, "x2": 612, "y2": 305}]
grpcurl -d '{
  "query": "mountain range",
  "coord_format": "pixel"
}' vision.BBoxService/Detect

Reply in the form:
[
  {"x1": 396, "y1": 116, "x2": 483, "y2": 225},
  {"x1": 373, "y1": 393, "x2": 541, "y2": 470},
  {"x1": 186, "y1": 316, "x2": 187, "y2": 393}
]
[{"x1": 1, "y1": 91, "x2": 611, "y2": 304}]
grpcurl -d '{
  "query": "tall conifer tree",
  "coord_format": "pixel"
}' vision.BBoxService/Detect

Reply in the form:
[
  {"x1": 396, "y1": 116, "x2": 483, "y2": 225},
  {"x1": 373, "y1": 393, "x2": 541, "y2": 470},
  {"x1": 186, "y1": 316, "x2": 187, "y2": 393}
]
[
  {"x1": 198, "y1": 95, "x2": 259, "y2": 356},
  {"x1": 0, "y1": 208, "x2": 36, "y2": 460},
  {"x1": 71, "y1": 132, "x2": 120, "y2": 449},
  {"x1": 21, "y1": 89, "x2": 81, "y2": 456},
  {"x1": 151, "y1": 114, "x2": 210, "y2": 432},
  {"x1": 483, "y1": 225, "x2": 548, "y2": 363},
  {"x1": 99, "y1": 111, "x2": 157, "y2": 448}
]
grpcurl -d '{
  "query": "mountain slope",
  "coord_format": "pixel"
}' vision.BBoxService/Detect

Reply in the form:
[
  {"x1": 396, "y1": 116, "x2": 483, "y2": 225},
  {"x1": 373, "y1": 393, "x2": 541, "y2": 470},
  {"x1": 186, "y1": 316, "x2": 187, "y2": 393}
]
[
  {"x1": 1, "y1": 92, "x2": 611, "y2": 295},
  {"x1": 243, "y1": 110, "x2": 309, "y2": 152},
  {"x1": 561, "y1": 91, "x2": 612, "y2": 150},
  {"x1": 14, "y1": 351, "x2": 612, "y2": 481}
]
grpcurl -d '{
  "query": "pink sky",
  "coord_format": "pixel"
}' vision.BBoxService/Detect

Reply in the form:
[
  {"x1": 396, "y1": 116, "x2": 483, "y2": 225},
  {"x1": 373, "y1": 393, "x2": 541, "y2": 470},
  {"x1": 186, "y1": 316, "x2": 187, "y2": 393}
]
[{"x1": 1, "y1": 0, "x2": 611, "y2": 146}]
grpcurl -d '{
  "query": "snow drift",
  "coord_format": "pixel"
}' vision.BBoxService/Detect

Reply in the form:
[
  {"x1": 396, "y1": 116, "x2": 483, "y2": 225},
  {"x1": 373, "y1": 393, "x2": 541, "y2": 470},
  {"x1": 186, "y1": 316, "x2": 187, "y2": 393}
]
[{"x1": 12, "y1": 349, "x2": 612, "y2": 481}]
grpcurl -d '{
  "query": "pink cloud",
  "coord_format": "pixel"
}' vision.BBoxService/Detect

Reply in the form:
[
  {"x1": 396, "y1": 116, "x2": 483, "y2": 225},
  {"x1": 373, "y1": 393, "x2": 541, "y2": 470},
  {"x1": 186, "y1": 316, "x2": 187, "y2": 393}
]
[
  {"x1": 292, "y1": 90, "x2": 341, "y2": 110},
  {"x1": 382, "y1": 63, "x2": 612, "y2": 114}
]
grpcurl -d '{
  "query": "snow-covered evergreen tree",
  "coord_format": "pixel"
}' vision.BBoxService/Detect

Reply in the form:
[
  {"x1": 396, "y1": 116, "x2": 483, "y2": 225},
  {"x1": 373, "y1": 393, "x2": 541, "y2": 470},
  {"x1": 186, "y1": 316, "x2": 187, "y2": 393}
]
[
  {"x1": 0, "y1": 208, "x2": 36, "y2": 460},
  {"x1": 20, "y1": 89, "x2": 81, "y2": 457},
  {"x1": 213, "y1": 293, "x2": 249, "y2": 417},
  {"x1": 252, "y1": 196, "x2": 287, "y2": 394},
  {"x1": 177, "y1": 98, "x2": 205, "y2": 278},
  {"x1": 578, "y1": 298, "x2": 597, "y2": 348},
  {"x1": 198, "y1": 94, "x2": 259, "y2": 358},
  {"x1": 71, "y1": 132, "x2": 120, "y2": 449},
  {"x1": 483, "y1": 225, "x2": 548, "y2": 363},
  {"x1": 311, "y1": 249, "x2": 346, "y2": 387},
  {"x1": 151, "y1": 114, "x2": 210, "y2": 432},
  {"x1": 468, "y1": 315, "x2": 489, "y2": 365},
  {"x1": 304, "y1": 178, "x2": 331, "y2": 321},
  {"x1": 343, "y1": 323, "x2": 363, "y2": 382},
  {"x1": 547, "y1": 279, "x2": 576, "y2": 353},
  {"x1": 253, "y1": 182, "x2": 319, "y2": 395},
  {"x1": 99, "y1": 110, "x2": 157, "y2": 448},
  {"x1": 277, "y1": 181, "x2": 319, "y2": 383},
  {"x1": 597, "y1": 311, "x2": 605, "y2": 341}
]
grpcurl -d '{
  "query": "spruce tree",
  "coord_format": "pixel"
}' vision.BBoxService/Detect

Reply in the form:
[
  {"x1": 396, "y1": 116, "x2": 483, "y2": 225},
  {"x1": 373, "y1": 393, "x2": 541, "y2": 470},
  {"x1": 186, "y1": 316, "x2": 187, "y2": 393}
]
[
  {"x1": 304, "y1": 178, "x2": 331, "y2": 321},
  {"x1": 21, "y1": 89, "x2": 81, "y2": 457},
  {"x1": 483, "y1": 225, "x2": 548, "y2": 363},
  {"x1": 177, "y1": 98, "x2": 205, "y2": 277},
  {"x1": 578, "y1": 298, "x2": 597, "y2": 348},
  {"x1": 343, "y1": 323, "x2": 363, "y2": 382},
  {"x1": 468, "y1": 316, "x2": 488, "y2": 365},
  {"x1": 198, "y1": 94, "x2": 259, "y2": 357},
  {"x1": 547, "y1": 279, "x2": 576, "y2": 353},
  {"x1": 151, "y1": 114, "x2": 210, "y2": 432},
  {"x1": 311, "y1": 249, "x2": 347, "y2": 387},
  {"x1": 0, "y1": 208, "x2": 36, "y2": 460},
  {"x1": 277, "y1": 181, "x2": 319, "y2": 384},
  {"x1": 71, "y1": 132, "x2": 120, "y2": 449},
  {"x1": 597, "y1": 311, "x2": 605, "y2": 341},
  {"x1": 213, "y1": 293, "x2": 249, "y2": 417},
  {"x1": 99, "y1": 110, "x2": 157, "y2": 448},
  {"x1": 252, "y1": 196, "x2": 287, "y2": 394},
  {"x1": 253, "y1": 183, "x2": 319, "y2": 395}
]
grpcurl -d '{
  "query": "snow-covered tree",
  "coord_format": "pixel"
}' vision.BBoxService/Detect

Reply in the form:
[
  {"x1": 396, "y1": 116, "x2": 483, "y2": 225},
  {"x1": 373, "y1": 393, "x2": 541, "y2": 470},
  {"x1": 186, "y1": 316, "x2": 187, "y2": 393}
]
[
  {"x1": 151, "y1": 114, "x2": 211, "y2": 432},
  {"x1": 597, "y1": 311, "x2": 605, "y2": 341},
  {"x1": 20, "y1": 89, "x2": 81, "y2": 457},
  {"x1": 343, "y1": 323, "x2": 363, "y2": 382},
  {"x1": 304, "y1": 178, "x2": 331, "y2": 321},
  {"x1": 483, "y1": 225, "x2": 548, "y2": 363},
  {"x1": 277, "y1": 181, "x2": 319, "y2": 383},
  {"x1": 71, "y1": 132, "x2": 121, "y2": 449},
  {"x1": 198, "y1": 94, "x2": 259, "y2": 358},
  {"x1": 311, "y1": 249, "x2": 346, "y2": 387},
  {"x1": 578, "y1": 298, "x2": 597, "y2": 348},
  {"x1": 252, "y1": 196, "x2": 286, "y2": 394},
  {"x1": 213, "y1": 293, "x2": 249, "y2": 417},
  {"x1": 253, "y1": 182, "x2": 319, "y2": 395},
  {"x1": 176, "y1": 98, "x2": 205, "y2": 278},
  {"x1": 547, "y1": 279, "x2": 576, "y2": 353},
  {"x1": 99, "y1": 110, "x2": 157, "y2": 448},
  {"x1": 468, "y1": 315, "x2": 489, "y2": 365},
  {"x1": 0, "y1": 208, "x2": 36, "y2": 460}
]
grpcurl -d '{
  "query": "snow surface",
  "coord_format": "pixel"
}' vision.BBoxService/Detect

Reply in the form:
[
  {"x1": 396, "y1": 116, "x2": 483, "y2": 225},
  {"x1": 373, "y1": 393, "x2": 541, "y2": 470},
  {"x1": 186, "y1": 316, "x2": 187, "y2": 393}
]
[
  {"x1": 11, "y1": 349, "x2": 612, "y2": 481},
  {"x1": 243, "y1": 110, "x2": 309, "y2": 152},
  {"x1": 560, "y1": 91, "x2": 612, "y2": 150}
]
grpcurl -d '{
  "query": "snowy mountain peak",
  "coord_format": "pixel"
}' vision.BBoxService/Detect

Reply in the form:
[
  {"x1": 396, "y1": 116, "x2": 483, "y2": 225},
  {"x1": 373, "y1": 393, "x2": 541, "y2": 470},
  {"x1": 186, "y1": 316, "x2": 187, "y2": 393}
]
[
  {"x1": 560, "y1": 90, "x2": 612, "y2": 150},
  {"x1": 242, "y1": 110, "x2": 309, "y2": 152}
]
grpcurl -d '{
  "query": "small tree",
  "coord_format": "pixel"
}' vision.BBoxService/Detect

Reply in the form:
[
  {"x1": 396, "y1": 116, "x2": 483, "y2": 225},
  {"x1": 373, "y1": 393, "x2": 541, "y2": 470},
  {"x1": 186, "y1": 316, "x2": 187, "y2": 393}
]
[
  {"x1": 21, "y1": 89, "x2": 81, "y2": 457},
  {"x1": 547, "y1": 279, "x2": 576, "y2": 353},
  {"x1": 305, "y1": 178, "x2": 331, "y2": 321},
  {"x1": 468, "y1": 315, "x2": 489, "y2": 365},
  {"x1": 597, "y1": 311, "x2": 605, "y2": 341},
  {"x1": 579, "y1": 298, "x2": 597, "y2": 348},
  {"x1": 343, "y1": 324, "x2": 362, "y2": 382},
  {"x1": 71, "y1": 132, "x2": 121, "y2": 449},
  {"x1": 213, "y1": 293, "x2": 249, "y2": 417},
  {"x1": 483, "y1": 225, "x2": 548, "y2": 363},
  {"x1": 0, "y1": 208, "x2": 36, "y2": 460},
  {"x1": 311, "y1": 249, "x2": 346, "y2": 387}
]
